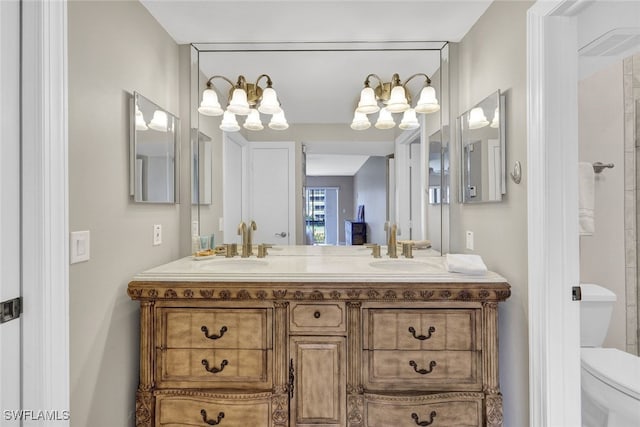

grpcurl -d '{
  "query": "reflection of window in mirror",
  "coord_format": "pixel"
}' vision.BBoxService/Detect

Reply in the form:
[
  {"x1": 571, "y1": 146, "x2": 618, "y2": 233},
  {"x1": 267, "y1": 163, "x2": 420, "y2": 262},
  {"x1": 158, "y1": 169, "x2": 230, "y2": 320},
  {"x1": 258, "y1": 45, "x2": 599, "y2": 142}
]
[{"x1": 130, "y1": 92, "x2": 179, "y2": 204}]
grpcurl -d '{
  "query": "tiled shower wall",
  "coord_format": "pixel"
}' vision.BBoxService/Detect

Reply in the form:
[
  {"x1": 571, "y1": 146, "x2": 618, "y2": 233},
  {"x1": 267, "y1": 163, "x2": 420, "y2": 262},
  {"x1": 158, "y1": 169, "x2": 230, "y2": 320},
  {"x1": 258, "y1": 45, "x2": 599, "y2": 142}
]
[{"x1": 625, "y1": 56, "x2": 639, "y2": 355}]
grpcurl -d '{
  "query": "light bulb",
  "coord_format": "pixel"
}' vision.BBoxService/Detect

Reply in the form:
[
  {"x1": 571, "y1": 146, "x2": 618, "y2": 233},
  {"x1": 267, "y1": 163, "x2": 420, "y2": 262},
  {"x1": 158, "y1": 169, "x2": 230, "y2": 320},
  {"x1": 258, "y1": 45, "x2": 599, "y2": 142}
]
[
  {"x1": 148, "y1": 110, "x2": 168, "y2": 132},
  {"x1": 375, "y1": 107, "x2": 395, "y2": 129},
  {"x1": 258, "y1": 87, "x2": 281, "y2": 115},
  {"x1": 399, "y1": 109, "x2": 419, "y2": 130},
  {"x1": 135, "y1": 106, "x2": 148, "y2": 131},
  {"x1": 490, "y1": 107, "x2": 500, "y2": 128},
  {"x1": 220, "y1": 111, "x2": 240, "y2": 132},
  {"x1": 244, "y1": 109, "x2": 264, "y2": 131},
  {"x1": 268, "y1": 111, "x2": 289, "y2": 130},
  {"x1": 468, "y1": 107, "x2": 489, "y2": 130},
  {"x1": 227, "y1": 88, "x2": 250, "y2": 115},
  {"x1": 386, "y1": 86, "x2": 410, "y2": 113},
  {"x1": 415, "y1": 86, "x2": 440, "y2": 114},
  {"x1": 350, "y1": 111, "x2": 371, "y2": 130},
  {"x1": 356, "y1": 87, "x2": 379, "y2": 114},
  {"x1": 198, "y1": 89, "x2": 223, "y2": 116}
]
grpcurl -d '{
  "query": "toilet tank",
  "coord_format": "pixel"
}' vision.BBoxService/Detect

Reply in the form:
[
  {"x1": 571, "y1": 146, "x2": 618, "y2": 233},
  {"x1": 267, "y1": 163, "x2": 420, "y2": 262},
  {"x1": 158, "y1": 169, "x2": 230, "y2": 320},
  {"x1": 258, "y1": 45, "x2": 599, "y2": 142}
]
[{"x1": 580, "y1": 283, "x2": 617, "y2": 347}]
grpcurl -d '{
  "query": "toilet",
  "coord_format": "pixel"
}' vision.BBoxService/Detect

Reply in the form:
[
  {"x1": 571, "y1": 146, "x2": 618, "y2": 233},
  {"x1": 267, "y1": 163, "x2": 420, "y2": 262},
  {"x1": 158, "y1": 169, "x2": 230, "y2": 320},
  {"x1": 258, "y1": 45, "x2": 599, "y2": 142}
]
[{"x1": 580, "y1": 283, "x2": 640, "y2": 426}]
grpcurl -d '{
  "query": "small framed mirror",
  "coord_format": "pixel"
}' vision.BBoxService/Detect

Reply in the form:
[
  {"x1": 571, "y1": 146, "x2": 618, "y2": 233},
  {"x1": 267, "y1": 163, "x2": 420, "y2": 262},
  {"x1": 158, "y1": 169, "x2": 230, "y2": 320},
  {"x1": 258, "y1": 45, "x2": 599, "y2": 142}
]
[
  {"x1": 130, "y1": 92, "x2": 179, "y2": 203},
  {"x1": 458, "y1": 90, "x2": 505, "y2": 203}
]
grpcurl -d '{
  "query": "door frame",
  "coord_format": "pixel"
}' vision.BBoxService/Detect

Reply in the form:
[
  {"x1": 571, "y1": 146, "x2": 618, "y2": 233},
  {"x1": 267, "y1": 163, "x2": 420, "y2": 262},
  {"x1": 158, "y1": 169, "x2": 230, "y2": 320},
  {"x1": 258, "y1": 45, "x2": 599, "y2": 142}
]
[
  {"x1": 21, "y1": 0, "x2": 70, "y2": 420},
  {"x1": 527, "y1": 1, "x2": 582, "y2": 425}
]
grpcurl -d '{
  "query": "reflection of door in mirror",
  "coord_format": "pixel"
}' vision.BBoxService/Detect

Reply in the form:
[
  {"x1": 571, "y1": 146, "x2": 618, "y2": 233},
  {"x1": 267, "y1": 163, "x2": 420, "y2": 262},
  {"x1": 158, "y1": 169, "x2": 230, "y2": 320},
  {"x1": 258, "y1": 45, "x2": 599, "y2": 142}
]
[{"x1": 130, "y1": 92, "x2": 179, "y2": 203}]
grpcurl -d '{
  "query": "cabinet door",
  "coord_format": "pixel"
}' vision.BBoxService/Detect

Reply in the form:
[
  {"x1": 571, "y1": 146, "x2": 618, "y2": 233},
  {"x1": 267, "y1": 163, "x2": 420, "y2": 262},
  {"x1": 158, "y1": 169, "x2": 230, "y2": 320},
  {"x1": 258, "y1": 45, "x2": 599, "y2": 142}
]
[{"x1": 290, "y1": 336, "x2": 346, "y2": 426}]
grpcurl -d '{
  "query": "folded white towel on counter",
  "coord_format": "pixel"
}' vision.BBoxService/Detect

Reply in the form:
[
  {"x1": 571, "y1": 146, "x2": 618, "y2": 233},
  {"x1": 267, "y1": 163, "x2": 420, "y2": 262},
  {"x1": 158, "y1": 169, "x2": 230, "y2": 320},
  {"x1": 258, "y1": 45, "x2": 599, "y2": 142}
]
[
  {"x1": 446, "y1": 254, "x2": 488, "y2": 275},
  {"x1": 579, "y1": 161, "x2": 595, "y2": 236}
]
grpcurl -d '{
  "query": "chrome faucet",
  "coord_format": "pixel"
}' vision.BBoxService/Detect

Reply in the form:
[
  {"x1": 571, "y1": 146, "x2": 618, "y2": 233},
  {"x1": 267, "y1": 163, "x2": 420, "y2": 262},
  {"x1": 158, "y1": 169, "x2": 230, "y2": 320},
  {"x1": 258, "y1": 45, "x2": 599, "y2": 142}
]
[{"x1": 388, "y1": 223, "x2": 398, "y2": 258}]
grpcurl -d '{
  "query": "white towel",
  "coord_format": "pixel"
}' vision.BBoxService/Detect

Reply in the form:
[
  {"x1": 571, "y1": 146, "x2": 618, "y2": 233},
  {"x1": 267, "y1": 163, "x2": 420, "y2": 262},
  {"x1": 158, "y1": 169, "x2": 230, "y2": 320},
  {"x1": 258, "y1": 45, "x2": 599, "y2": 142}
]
[
  {"x1": 579, "y1": 162, "x2": 595, "y2": 236},
  {"x1": 446, "y1": 254, "x2": 488, "y2": 275}
]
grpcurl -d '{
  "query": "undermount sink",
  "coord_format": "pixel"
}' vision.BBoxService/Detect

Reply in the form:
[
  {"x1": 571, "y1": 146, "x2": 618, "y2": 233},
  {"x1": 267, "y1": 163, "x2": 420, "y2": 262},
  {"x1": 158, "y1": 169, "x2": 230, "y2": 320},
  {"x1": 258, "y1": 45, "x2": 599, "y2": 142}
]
[
  {"x1": 198, "y1": 259, "x2": 269, "y2": 271},
  {"x1": 369, "y1": 260, "x2": 433, "y2": 272}
]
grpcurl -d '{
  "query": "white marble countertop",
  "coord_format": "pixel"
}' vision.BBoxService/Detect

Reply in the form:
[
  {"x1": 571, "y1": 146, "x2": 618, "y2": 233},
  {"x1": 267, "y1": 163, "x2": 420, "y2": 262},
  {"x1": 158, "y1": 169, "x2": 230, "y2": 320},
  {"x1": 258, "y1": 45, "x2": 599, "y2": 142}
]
[{"x1": 132, "y1": 245, "x2": 507, "y2": 284}]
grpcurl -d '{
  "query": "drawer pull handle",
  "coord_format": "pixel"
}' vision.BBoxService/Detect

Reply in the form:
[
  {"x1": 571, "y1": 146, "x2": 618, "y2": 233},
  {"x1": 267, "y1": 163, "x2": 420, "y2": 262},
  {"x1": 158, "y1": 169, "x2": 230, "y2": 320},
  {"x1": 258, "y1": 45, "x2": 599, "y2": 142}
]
[
  {"x1": 201, "y1": 325, "x2": 228, "y2": 340},
  {"x1": 408, "y1": 326, "x2": 436, "y2": 340},
  {"x1": 409, "y1": 360, "x2": 436, "y2": 375},
  {"x1": 202, "y1": 359, "x2": 229, "y2": 374},
  {"x1": 314, "y1": 311, "x2": 321, "y2": 319},
  {"x1": 200, "y1": 409, "x2": 224, "y2": 425},
  {"x1": 411, "y1": 411, "x2": 436, "y2": 426}
]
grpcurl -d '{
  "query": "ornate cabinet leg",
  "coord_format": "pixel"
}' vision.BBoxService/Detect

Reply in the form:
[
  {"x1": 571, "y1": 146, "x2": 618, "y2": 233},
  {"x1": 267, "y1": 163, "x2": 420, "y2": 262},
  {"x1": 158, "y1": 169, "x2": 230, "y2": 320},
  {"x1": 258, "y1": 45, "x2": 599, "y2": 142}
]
[
  {"x1": 273, "y1": 301, "x2": 289, "y2": 426},
  {"x1": 347, "y1": 302, "x2": 364, "y2": 427},
  {"x1": 135, "y1": 389, "x2": 154, "y2": 427},
  {"x1": 483, "y1": 302, "x2": 503, "y2": 427}
]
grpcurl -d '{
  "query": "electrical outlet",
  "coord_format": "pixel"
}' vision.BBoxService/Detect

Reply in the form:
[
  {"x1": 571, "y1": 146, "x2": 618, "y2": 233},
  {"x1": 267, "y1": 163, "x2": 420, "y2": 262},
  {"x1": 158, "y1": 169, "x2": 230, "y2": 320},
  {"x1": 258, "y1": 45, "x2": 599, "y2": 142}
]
[
  {"x1": 466, "y1": 230, "x2": 474, "y2": 250},
  {"x1": 153, "y1": 224, "x2": 162, "y2": 246}
]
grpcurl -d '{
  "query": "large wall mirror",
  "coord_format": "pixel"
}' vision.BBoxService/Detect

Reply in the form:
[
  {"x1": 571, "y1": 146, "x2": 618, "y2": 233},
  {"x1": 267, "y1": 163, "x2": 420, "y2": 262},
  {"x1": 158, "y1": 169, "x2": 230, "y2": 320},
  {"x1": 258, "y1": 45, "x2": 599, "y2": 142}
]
[
  {"x1": 130, "y1": 92, "x2": 179, "y2": 203},
  {"x1": 190, "y1": 42, "x2": 450, "y2": 254},
  {"x1": 458, "y1": 90, "x2": 506, "y2": 203}
]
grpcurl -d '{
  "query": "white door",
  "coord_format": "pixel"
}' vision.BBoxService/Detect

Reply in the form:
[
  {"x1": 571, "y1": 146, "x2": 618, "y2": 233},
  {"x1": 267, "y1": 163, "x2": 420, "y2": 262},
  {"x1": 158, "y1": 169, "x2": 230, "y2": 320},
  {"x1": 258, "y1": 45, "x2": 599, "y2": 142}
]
[
  {"x1": 222, "y1": 133, "x2": 248, "y2": 243},
  {"x1": 0, "y1": 0, "x2": 22, "y2": 423},
  {"x1": 248, "y1": 142, "x2": 296, "y2": 245}
]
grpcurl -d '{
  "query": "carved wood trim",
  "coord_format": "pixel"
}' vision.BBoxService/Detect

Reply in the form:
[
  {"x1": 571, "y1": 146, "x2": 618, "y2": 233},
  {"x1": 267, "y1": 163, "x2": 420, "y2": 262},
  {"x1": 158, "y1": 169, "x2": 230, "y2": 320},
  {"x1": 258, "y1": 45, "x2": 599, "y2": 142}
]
[
  {"x1": 135, "y1": 390, "x2": 154, "y2": 427},
  {"x1": 485, "y1": 393, "x2": 504, "y2": 427},
  {"x1": 364, "y1": 392, "x2": 485, "y2": 403},
  {"x1": 347, "y1": 302, "x2": 363, "y2": 395},
  {"x1": 347, "y1": 394, "x2": 364, "y2": 427},
  {"x1": 271, "y1": 393, "x2": 288, "y2": 426},
  {"x1": 273, "y1": 301, "x2": 289, "y2": 394},
  {"x1": 482, "y1": 302, "x2": 500, "y2": 393},
  {"x1": 139, "y1": 301, "x2": 154, "y2": 391},
  {"x1": 154, "y1": 389, "x2": 273, "y2": 399}
]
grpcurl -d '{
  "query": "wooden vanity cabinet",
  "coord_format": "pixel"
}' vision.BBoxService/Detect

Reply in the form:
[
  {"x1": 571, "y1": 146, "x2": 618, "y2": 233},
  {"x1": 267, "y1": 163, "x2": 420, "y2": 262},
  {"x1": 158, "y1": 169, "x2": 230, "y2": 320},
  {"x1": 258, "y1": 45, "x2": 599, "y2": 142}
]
[{"x1": 128, "y1": 281, "x2": 509, "y2": 427}]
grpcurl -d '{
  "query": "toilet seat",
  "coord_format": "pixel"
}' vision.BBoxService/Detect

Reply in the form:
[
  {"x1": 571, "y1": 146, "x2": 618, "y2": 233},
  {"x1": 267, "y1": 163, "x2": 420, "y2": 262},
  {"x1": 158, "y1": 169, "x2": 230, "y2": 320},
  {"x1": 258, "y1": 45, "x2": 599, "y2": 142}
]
[{"x1": 581, "y1": 348, "x2": 640, "y2": 400}]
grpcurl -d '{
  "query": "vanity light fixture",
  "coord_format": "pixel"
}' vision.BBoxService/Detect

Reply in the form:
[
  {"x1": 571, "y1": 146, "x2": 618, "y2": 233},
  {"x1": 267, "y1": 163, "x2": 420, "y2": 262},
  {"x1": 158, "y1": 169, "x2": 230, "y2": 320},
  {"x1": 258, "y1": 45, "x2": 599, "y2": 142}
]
[
  {"x1": 490, "y1": 106, "x2": 500, "y2": 129},
  {"x1": 352, "y1": 72, "x2": 440, "y2": 130},
  {"x1": 135, "y1": 105, "x2": 148, "y2": 131},
  {"x1": 198, "y1": 74, "x2": 287, "y2": 132},
  {"x1": 148, "y1": 110, "x2": 169, "y2": 132},
  {"x1": 467, "y1": 107, "x2": 489, "y2": 130}
]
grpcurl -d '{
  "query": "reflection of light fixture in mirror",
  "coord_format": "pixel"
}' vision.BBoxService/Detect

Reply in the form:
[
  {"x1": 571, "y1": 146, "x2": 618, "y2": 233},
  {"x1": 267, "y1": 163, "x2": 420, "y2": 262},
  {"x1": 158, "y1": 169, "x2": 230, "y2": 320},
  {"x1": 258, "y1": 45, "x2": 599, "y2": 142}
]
[
  {"x1": 375, "y1": 107, "x2": 395, "y2": 129},
  {"x1": 350, "y1": 111, "x2": 371, "y2": 130},
  {"x1": 352, "y1": 72, "x2": 440, "y2": 131},
  {"x1": 135, "y1": 105, "x2": 148, "y2": 131},
  {"x1": 268, "y1": 111, "x2": 289, "y2": 130},
  {"x1": 148, "y1": 110, "x2": 168, "y2": 132},
  {"x1": 490, "y1": 107, "x2": 500, "y2": 128},
  {"x1": 198, "y1": 73, "x2": 286, "y2": 132},
  {"x1": 243, "y1": 109, "x2": 264, "y2": 131},
  {"x1": 468, "y1": 107, "x2": 489, "y2": 129},
  {"x1": 399, "y1": 108, "x2": 419, "y2": 130},
  {"x1": 220, "y1": 110, "x2": 240, "y2": 132}
]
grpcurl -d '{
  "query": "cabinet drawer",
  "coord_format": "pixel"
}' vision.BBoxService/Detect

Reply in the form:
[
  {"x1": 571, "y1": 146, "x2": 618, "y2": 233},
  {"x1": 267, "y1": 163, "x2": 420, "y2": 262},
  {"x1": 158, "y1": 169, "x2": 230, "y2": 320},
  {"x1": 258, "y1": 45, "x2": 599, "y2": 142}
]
[
  {"x1": 364, "y1": 350, "x2": 480, "y2": 391},
  {"x1": 364, "y1": 393, "x2": 483, "y2": 427},
  {"x1": 290, "y1": 302, "x2": 346, "y2": 334},
  {"x1": 158, "y1": 349, "x2": 272, "y2": 389},
  {"x1": 366, "y1": 309, "x2": 478, "y2": 351},
  {"x1": 156, "y1": 394, "x2": 272, "y2": 427},
  {"x1": 161, "y1": 308, "x2": 271, "y2": 350}
]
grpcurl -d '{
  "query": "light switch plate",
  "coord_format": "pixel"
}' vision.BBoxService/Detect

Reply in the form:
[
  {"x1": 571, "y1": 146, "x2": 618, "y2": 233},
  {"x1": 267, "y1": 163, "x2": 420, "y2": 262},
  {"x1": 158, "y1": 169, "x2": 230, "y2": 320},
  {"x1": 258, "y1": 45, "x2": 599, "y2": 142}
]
[
  {"x1": 153, "y1": 224, "x2": 162, "y2": 246},
  {"x1": 466, "y1": 230, "x2": 474, "y2": 250},
  {"x1": 70, "y1": 230, "x2": 90, "y2": 264}
]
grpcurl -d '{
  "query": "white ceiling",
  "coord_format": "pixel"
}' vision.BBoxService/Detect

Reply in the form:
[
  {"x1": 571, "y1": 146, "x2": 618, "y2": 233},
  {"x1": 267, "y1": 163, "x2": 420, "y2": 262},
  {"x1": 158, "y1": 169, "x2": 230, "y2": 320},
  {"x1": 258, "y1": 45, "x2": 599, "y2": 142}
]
[
  {"x1": 306, "y1": 154, "x2": 371, "y2": 176},
  {"x1": 140, "y1": 0, "x2": 493, "y2": 174}
]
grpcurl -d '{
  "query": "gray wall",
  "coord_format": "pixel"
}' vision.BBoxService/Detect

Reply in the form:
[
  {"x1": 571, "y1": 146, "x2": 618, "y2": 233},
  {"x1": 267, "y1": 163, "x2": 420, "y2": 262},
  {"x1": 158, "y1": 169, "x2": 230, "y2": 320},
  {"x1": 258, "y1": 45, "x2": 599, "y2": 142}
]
[
  {"x1": 451, "y1": 1, "x2": 532, "y2": 426},
  {"x1": 306, "y1": 175, "x2": 355, "y2": 244},
  {"x1": 354, "y1": 156, "x2": 388, "y2": 244},
  {"x1": 68, "y1": 1, "x2": 186, "y2": 425}
]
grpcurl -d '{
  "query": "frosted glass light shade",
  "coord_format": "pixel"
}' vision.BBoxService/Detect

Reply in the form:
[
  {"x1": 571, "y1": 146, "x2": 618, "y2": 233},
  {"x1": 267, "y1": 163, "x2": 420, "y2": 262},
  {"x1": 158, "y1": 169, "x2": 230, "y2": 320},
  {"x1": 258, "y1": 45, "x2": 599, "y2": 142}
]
[
  {"x1": 258, "y1": 87, "x2": 281, "y2": 114},
  {"x1": 350, "y1": 111, "x2": 371, "y2": 130},
  {"x1": 468, "y1": 107, "x2": 489, "y2": 130},
  {"x1": 356, "y1": 87, "x2": 379, "y2": 114},
  {"x1": 243, "y1": 109, "x2": 264, "y2": 131},
  {"x1": 415, "y1": 86, "x2": 440, "y2": 114},
  {"x1": 220, "y1": 111, "x2": 240, "y2": 132},
  {"x1": 135, "y1": 106, "x2": 148, "y2": 131},
  {"x1": 149, "y1": 110, "x2": 168, "y2": 132},
  {"x1": 227, "y1": 88, "x2": 250, "y2": 115},
  {"x1": 268, "y1": 111, "x2": 289, "y2": 130},
  {"x1": 386, "y1": 86, "x2": 409, "y2": 113},
  {"x1": 399, "y1": 109, "x2": 419, "y2": 130},
  {"x1": 198, "y1": 89, "x2": 223, "y2": 116},
  {"x1": 375, "y1": 107, "x2": 395, "y2": 129},
  {"x1": 490, "y1": 107, "x2": 500, "y2": 128}
]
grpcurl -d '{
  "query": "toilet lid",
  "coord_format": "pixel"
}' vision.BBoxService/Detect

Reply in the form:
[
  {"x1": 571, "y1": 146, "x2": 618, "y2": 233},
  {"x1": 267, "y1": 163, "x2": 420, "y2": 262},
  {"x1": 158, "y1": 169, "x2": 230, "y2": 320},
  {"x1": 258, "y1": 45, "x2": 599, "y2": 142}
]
[{"x1": 581, "y1": 348, "x2": 640, "y2": 400}]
